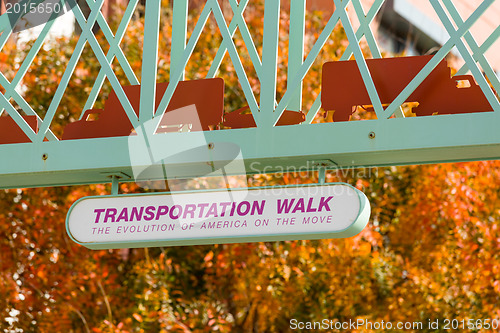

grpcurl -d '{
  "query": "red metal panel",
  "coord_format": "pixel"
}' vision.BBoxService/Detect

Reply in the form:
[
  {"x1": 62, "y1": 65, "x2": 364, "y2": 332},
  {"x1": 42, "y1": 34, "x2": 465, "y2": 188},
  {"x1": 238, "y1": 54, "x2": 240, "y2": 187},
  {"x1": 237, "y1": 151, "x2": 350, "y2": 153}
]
[
  {"x1": 62, "y1": 78, "x2": 225, "y2": 140},
  {"x1": 0, "y1": 115, "x2": 38, "y2": 144},
  {"x1": 321, "y1": 55, "x2": 493, "y2": 121}
]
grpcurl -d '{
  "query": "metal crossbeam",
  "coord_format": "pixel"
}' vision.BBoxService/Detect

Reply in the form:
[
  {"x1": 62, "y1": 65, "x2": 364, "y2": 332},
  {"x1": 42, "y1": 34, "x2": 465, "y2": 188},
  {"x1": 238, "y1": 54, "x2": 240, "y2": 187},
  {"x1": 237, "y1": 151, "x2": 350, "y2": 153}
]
[
  {"x1": 335, "y1": 0, "x2": 385, "y2": 119},
  {"x1": 275, "y1": 0, "x2": 351, "y2": 123},
  {"x1": 207, "y1": 0, "x2": 262, "y2": 80},
  {"x1": 304, "y1": 0, "x2": 389, "y2": 123},
  {"x1": 139, "y1": 0, "x2": 161, "y2": 122},
  {"x1": 1, "y1": 111, "x2": 500, "y2": 189},
  {"x1": 456, "y1": 24, "x2": 500, "y2": 77},
  {"x1": 171, "y1": 0, "x2": 188, "y2": 81},
  {"x1": 81, "y1": 0, "x2": 139, "y2": 116},
  {"x1": 287, "y1": 0, "x2": 305, "y2": 112},
  {"x1": 0, "y1": 0, "x2": 61, "y2": 141},
  {"x1": 440, "y1": 0, "x2": 500, "y2": 97},
  {"x1": 383, "y1": 0, "x2": 496, "y2": 118},
  {"x1": 432, "y1": 0, "x2": 499, "y2": 113},
  {"x1": 68, "y1": 0, "x2": 139, "y2": 130},
  {"x1": 154, "y1": 0, "x2": 259, "y2": 124}
]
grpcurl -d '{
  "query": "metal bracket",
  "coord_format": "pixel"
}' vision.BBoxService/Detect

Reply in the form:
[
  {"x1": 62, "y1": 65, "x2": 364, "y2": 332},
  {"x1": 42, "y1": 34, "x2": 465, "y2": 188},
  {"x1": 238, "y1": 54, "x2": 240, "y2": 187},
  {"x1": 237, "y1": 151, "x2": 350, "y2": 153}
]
[
  {"x1": 310, "y1": 159, "x2": 338, "y2": 184},
  {"x1": 101, "y1": 172, "x2": 131, "y2": 195}
]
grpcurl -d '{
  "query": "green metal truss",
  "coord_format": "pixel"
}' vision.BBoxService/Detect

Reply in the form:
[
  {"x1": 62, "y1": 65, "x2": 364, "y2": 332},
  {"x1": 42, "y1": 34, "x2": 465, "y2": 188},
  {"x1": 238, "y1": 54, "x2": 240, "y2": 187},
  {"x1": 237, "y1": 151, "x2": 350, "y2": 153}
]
[{"x1": 0, "y1": 0, "x2": 499, "y2": 189}]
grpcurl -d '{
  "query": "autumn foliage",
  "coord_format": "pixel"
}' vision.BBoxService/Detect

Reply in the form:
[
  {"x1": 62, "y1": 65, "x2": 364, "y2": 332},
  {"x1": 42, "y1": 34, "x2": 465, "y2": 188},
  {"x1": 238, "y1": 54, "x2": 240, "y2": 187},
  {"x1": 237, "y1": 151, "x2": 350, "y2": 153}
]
[{"x1": 1, "y1": 2, "x2": 500, "y2": 332}]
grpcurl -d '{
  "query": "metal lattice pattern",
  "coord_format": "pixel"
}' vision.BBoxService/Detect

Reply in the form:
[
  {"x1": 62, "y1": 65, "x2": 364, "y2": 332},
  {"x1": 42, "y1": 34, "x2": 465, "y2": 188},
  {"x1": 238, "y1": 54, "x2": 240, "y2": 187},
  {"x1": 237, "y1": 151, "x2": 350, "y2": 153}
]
[{"x1": 0, "y1": 0, "x2": 499, "y2": 188}]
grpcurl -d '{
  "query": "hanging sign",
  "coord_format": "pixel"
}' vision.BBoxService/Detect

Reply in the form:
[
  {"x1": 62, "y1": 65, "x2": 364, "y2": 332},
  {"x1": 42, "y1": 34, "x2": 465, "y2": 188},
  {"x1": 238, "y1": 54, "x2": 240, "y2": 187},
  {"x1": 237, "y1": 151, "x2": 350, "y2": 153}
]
[{"x1": 66, "y1": 183, "x2": 370, "y2": 249}]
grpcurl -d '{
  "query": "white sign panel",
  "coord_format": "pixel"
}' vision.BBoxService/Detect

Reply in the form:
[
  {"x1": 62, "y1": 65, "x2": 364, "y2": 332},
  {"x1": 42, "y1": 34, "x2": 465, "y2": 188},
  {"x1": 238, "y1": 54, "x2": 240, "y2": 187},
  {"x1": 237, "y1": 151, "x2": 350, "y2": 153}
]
[{"x1": 66, "y1": 184, "x2": 370, "y2": 249}]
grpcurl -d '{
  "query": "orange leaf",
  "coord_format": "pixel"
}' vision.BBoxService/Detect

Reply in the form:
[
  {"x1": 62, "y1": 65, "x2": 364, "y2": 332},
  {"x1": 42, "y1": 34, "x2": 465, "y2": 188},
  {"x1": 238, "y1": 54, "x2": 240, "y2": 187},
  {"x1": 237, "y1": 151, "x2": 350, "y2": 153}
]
[{"x1": 132, "y1": 313, "x2": 143, "y2": 322}]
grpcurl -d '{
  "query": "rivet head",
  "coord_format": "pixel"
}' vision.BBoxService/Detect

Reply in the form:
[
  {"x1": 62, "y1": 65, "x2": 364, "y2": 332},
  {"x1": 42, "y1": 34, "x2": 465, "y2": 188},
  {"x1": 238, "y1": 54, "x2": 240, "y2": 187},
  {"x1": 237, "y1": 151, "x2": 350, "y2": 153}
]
[
  {"x1": 368, "y1": 131, "x2": 376, "y2": 139},
  {"x1": 42, "y1": 153, "x2": 48, "y2": 161}
]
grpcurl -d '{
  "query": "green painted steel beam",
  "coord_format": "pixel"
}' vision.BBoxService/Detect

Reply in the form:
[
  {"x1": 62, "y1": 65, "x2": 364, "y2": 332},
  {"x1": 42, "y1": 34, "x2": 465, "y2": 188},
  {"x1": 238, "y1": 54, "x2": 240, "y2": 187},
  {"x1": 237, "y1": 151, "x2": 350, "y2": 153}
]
[
  {"x1": 335, "y1": 0, "x2": 385, "y2": 119},
  {"x1": 275, "y1": 0, "x2": 349, "y2": 122},
  {"x1": 287, "y1": 0, "x2": 305, "y2": 112},
  {"x1": 154, "y1": 1, "x2": 212, "y2": 120},
  {"x1": 1, "y1": 112, "x2": 500, "y2": 189},
  {"x1": 171, "y1": 0, "x2": 188, "y2": 81},
  {"x1": 260, "y1": 0, "x2": 280, "y2": 126},
  {"x1": 139, "y1": 0, "x2": 161, "y2": 123}
]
